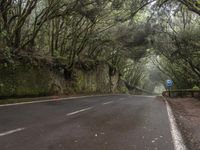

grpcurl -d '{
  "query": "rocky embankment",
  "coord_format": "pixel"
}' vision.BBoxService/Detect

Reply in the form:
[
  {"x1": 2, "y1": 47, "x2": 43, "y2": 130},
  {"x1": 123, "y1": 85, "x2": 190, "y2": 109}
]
[{"x1": 0, "y1": 58, "x2": 128, "y2": 98}]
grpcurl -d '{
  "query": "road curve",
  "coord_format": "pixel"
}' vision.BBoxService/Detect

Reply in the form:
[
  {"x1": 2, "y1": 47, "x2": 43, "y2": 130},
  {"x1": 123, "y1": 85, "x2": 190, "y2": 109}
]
[{"x1": 0, "y1": 95, "x2": 175, "y2": 150}]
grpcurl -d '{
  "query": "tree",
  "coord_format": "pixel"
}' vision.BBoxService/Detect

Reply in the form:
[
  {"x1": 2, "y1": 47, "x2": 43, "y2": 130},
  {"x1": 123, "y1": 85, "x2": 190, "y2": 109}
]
[{"x1": 149, "y1": 4, "x2": 200, "y2": 88}]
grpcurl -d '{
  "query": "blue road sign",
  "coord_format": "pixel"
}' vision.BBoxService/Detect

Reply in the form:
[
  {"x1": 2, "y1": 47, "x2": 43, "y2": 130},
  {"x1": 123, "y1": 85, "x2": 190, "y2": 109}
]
[{"x1": 166, "y1": 79, "x2": 173, "y2": 88}]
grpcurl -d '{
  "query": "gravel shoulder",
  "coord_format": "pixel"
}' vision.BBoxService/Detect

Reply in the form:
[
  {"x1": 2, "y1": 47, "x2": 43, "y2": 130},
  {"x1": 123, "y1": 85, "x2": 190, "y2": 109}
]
[{"x1": 167, "y1": 97, "x2": 200, "y2": 150}]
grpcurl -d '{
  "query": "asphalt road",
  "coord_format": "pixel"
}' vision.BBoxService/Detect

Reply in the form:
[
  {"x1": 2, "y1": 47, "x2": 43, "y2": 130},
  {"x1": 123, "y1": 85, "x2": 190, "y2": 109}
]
[{"x1": 0, "y1": 95, "x2": 174, "y2": 150}]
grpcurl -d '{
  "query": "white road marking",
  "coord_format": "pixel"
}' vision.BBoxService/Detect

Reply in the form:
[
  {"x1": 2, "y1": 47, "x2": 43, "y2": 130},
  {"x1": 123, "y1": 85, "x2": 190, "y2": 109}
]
[
  {"x1": 165, "y1": 100, "x2": 187, "y2": 150},
  {"x1": 0, "y1": 94, "x2": 125, "y2": 107},
  {"x1": 0, "y1": 128, "x2": 25, "y2": 137},
  {"x1": 133, "y1": 95, "x2": 156, "y2": 98},
  {"x1": 102, "y1": 101, "x2": 114, "y2": 105},
  {"x1": 66, "y1": 107, "x2": 93, "y2": 116}
]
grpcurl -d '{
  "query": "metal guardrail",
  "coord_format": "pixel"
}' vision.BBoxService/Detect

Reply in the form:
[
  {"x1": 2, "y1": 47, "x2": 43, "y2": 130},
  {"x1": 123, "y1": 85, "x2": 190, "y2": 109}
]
[{"x1": 162, "y1": 89, "x2": 200, "y2": 98}]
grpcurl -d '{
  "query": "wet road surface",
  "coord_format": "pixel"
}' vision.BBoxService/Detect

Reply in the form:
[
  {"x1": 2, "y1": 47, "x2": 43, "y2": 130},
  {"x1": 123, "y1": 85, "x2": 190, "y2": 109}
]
[{"x1": 0, "y1": 95, "x2": 174, "y2": 150}]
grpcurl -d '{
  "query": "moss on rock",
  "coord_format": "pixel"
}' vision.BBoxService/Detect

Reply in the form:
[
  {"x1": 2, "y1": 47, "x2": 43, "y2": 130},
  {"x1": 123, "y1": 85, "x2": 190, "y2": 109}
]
[
  {"x1": 0, "y1": 60, "x2": 128, "y2": 98},
  {"x1": 0, "y1": 62, "x2": 65, "y2": 98}
]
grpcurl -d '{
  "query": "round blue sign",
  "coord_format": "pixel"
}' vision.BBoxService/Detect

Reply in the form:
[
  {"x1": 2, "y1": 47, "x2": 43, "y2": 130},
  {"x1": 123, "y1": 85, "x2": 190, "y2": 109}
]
[{"x1": 166, "y1": 79, "x2": 173, "y2": 88}]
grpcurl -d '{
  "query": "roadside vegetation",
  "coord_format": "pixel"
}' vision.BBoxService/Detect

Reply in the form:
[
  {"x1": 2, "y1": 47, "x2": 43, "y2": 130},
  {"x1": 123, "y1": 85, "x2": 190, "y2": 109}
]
[{"x1": 0, "y1": 0, "x2": 200, "y2": 96}]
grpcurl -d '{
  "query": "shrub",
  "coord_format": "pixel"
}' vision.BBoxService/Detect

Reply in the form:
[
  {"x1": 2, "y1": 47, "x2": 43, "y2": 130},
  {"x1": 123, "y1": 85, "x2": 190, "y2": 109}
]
[{"x1": 193, "y1": 85, "x2": 200, "y2": 90}]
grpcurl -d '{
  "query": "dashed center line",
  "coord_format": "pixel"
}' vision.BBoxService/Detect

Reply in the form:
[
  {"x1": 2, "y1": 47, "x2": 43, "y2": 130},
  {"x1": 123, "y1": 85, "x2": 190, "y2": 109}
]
[
  {"x1": 102, "y1": 101, "x2": 114, "y2": 105},
  {"x1": 66, "y1": 107, "x2": 93, "y2": 116},
  {"x1": 0, "y1": 128, "x2": 26, "y2": 137}
]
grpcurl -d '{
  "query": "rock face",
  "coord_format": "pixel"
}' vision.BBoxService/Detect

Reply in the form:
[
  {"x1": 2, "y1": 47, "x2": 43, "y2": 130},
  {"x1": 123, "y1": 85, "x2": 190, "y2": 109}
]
[
  {"x1": 0, "y1": 61, "x2": 128, "y2": 98},
  {"x1": 110, "y1": 73, "x2": 120, "y2": 93},
  {"x1": 96, "y1": 62, "x2": 110, "y2": 93},
  {"x1": 74, "y1": 68, "x2": 97, "y2": 93},
  {"x1": 0, "y1": 62, "x2": 65, "y2": 98}
]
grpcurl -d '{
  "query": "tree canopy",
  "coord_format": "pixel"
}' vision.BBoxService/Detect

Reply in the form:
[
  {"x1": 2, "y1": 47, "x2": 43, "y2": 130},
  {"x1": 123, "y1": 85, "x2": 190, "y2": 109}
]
[{"x1": 0, "y1": 0, "x2": 199, "y2": 91}]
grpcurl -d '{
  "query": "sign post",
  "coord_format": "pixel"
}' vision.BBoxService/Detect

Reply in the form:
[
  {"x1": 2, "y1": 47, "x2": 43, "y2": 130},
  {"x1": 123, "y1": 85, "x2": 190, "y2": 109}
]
[{"x1": 166, "y1": 79, "x2": 173, "y2": 97}]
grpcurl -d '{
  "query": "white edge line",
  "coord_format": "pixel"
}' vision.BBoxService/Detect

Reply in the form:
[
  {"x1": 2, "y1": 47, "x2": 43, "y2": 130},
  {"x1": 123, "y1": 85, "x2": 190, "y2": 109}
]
[
  {"x1": 133, "y1": 95, "x2": 156, "y2": 98},
  {"x1": 102, "y1": 101, "x2": 114, "y2": 105},
  {"x1": 66, "y1": 107, "x2": 92, "y2": 116},
  {"x1": 0, "y1": 128, "x2": 26, "y2": 137},
  {"x1": 0, "y1": 94, "x2": 126, "y2": 107},
  {"x1": 165, "y1": 99, "x2": 187, "y2": 150}
]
